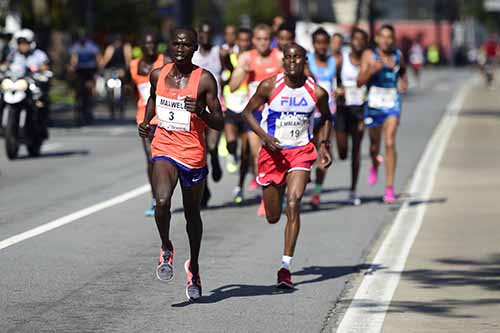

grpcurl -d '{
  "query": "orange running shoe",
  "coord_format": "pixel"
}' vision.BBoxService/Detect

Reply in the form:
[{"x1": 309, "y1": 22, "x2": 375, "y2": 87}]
[
  {"x1": 156, "y1": 246, "x2": 174, "y2": 282},
  {"x1": 257, "y1": 199, "x2": 266, "y2": 217},
  {"x1": 184, "y1": 259, "x2": 202, "y2": 301}
]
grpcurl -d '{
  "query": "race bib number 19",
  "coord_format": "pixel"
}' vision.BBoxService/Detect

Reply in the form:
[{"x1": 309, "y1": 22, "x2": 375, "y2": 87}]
[
  {"x1": 156, "y1": 96, "x2": 191, "y2": 131},
  {"x1": 274, "y1": 114, "x2": 309, "y2": 147}
]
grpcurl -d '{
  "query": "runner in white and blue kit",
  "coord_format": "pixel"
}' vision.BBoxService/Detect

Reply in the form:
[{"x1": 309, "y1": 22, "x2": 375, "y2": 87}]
[
  {"x1": 357, "y1": 24, "x2": 408, "y2": 203},
  {"x1": 306, "y1": 27, "x2": 340, "y2": 209}
]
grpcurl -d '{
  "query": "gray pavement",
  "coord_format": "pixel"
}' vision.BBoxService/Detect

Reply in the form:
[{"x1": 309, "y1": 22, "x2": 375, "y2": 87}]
[
  {"x1": 383, "y1": 75, "x2": 500, "y2": 332},
  {"x1": 0, "y1": 69, "x2": 472, "y2": 332}
]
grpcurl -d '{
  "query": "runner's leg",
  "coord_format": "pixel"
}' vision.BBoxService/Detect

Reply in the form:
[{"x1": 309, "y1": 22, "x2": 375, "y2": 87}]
[
  {"x1": 350, "y1": 120, "x2": 365, "y2": 192},
  {"x1": 153, "y1": 160, "x2": 178, "y2": 251},
  {"x1": 284, "y1": 170, "x2": 309, "y2": 257},
  {"x1": 383, "y1": 116, "x2": 399, "y2": 188},
  {"x1": 262, "y1": 183, "x2": 286, "y2": 224},
  {"x1": 181, "y1": 179, "x2": 205, "y2": 276}
]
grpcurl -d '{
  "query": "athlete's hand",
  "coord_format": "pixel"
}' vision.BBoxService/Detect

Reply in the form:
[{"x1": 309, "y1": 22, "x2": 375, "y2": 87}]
[
  {"x1": 319, "y1": 143, "x2": 333, "y2": 169},
  {"x1": 184, "y1": 96, "x2": 198, "y2": 114},
  {"x1": 262, "y1": 133, "x2": 282, "y2": 152},
  {"x1": 398, "y1": 79, "x2": 408, "y2": 93},
  {"x1": 138, "y1": 122, "x2": 150, "y2": 138},
  {"x1": 335, "y1": 87, "x2": 345, "y2": 104},
  {"x1": 371, "y1": 59, "x2": 384, "y2": 74}
]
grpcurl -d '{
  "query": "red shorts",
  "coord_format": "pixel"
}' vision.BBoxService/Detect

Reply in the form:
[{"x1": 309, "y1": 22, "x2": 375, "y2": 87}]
[{"x1": 256, "y1": 142, "x2": 317, "y2": 186}]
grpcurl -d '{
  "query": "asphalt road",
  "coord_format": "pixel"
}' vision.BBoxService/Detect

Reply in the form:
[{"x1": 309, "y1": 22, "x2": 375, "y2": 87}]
[{"x1": 0, "y1": 69, "x2": 472, "y2": 332}]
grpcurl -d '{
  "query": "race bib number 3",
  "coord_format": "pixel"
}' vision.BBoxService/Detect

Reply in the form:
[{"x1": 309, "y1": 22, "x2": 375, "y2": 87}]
[
  {"x1": 274, "y1": 114, "x2": 310, "y2": 147},
  {"x1": 156, "y1": 97, "x2": 191, "y2": 131},
  {"x1": 368, "y1": 87, "x2": 398, "y2": 109}
]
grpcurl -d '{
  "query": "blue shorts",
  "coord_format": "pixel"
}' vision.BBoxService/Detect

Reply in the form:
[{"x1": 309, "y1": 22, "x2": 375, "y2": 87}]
[
  {"x1": 364, "y1": 111, "x2": 400, "y2": 128},
  {"x1": 152, "y1": 156, "x2": 208, "y2": 188}
]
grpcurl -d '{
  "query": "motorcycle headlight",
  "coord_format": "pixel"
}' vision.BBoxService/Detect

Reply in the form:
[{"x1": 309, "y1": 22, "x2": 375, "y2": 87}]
[
  {"x1": 106, "y1": 78, "x2": 115, "y2": 89},
  {"x1": 1, "y1": 78, "x2": 14, "y2": 91},
  {"x1": 14, "y1": 79, "x2": 28, "y2": 92}
]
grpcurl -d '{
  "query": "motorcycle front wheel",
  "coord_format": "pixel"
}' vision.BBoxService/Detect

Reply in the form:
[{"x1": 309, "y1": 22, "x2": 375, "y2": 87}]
[{"x1": 4, "y1": 106, "x2": 19, "y2": 160}]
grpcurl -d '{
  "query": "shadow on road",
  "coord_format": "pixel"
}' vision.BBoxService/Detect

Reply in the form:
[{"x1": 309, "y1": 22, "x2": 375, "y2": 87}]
[
  {"x1": 381, "y1": 254, "x2": 500, "y2": 318},
  {"x1": 171, "y1": 264, "x2": 372, "y2": 307},
  {"x1": 16, "y1": 149, "x2": 90, "y2": 160}
]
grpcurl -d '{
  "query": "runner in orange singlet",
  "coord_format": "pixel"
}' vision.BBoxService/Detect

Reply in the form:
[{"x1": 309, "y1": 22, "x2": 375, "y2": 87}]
[
  {"x1": 229, "y1": 24, "x2": 283, "y2": 216},
  {"x1": 130, "y1": 32, "x2": 166, "y2": 217},
  {"x1": 138, "y1": 28, "x2": 223, "y2": 301}
]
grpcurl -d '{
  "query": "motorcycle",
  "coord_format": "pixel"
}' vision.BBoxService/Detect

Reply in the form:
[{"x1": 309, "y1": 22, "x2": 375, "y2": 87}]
[
  {"x1": 0, "y1": 67, "x2": 52, "y2": 159},
  {"x1": 103, "y1": 68, "x2": 125, "y2": 119}
]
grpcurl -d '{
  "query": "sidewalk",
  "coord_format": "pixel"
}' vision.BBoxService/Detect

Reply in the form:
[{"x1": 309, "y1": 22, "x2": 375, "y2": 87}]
[{"x1": 382, "y1": 78, "x2": 500, "y2": 331}]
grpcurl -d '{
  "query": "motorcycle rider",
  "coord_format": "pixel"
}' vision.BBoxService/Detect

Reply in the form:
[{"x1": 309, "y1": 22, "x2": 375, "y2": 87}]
[{"x1": 5, "y1": 28, "x2": 50, "y2": 139}]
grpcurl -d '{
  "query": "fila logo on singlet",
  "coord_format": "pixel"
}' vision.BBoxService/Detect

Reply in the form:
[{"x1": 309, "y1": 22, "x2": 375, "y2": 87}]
[{"x1": 280, "y1": 96, "x2": 308, "y2": 107}]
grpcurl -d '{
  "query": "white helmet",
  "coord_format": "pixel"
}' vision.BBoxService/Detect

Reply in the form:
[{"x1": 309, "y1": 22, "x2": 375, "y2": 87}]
[{"x1": 14, "y1": 28, "x2": 35, "y2": 48}]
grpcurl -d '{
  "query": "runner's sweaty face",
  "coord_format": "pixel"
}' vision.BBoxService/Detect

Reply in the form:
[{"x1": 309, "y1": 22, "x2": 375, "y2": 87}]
[
  {"x1": 377, "y1": 28, "x2": 395, "y2": 53},
  {"x1": 351, "y1": 32, "x2": 367, "y2": 54},
  {"x1": 283, "y1": 46, "x2": 306, "y2": 77},
  {"x1": 331, "y1": 35, "x2": 343, "y2": 54},
  {"x1": 142, "y1": 34, "x2": 158, "y2": 58},
  {"x1": 224, "y1": 25, "x2": 237, "y2": 46},
  {"x1": 313, "y1": 34, "x2": 330, "y2": 58},
  {"x1": 277, "y1": 30, "x2": 295, "y2": 52},
  {"x1": 253, "y1": 29, "x2": 271, "y2": 55},
  {"x1": 169, "y1": 31, "x2": 197, "y2": 65},
  {"x1": 237, "y1": 32, "x2": 252, "y2": 52}
]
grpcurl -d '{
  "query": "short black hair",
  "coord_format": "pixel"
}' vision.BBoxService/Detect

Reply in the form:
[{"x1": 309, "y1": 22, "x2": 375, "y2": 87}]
[
  {"x1": 277, "y1": 20, "x2": 296, "y2": 38},
  {"x1": 379, "y1": 24, "x2": 396, "y2": 35},
  {"x1": 171, "y1": 26, "x2": 198, "y2": 43},
  {"x1": 332, "y1": 33, "x2": 344, "y2": 40},
  {"x1": 283, "y1": 42, "x2": 306, "y2": 57},
  {"x1": 141, "y1": 31, "x2": 159, "y2": 45},
  {"x1": 351, "y1": 27, "x2": 368, "y2": 42},
  {"x1": 237, "y1": 27, "x2": 252, "y2": 37},
  {"x1": 312, "y1": 27, "x2": 330, "y2": 42}
]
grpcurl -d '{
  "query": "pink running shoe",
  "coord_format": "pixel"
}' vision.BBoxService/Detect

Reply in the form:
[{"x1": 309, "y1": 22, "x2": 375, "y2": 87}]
[
  {"x1": 368, "y1": 165, "x2": 378, "y2": 186},
  {"x1": 248, "y1": 179, "x2": 259, "y2": 191},
  {"x1": 184, "y1": 260, "x2": 202, "y2": 301},
  {"x1": 257, "y1": 199, "x2": 266, "y2": 217},
  {"x1": 156, "y1": 245, "x2": 174, "y2": 282},
  {"x1": 383, "y1": 186, "x2": 397, "y2": 204},
  {"x1": 310, "y1": 193, "x2": 321, "y2": 210}
]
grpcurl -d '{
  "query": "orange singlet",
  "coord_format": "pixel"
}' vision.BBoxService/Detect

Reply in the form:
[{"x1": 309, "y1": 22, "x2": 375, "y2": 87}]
[
  {"x1": 130, "y1": 54, "x2": 165, "y2": 125},
  {"x1": 247, "y1": 48, "x2": 282, "y2": 85},
  {"x1": 151, "y1": 63, "x2": 207, "y2": 169}
]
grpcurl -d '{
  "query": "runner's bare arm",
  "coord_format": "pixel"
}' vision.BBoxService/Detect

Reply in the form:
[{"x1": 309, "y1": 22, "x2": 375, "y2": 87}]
[
  {"x1": 357, "y1": 49, "x2": 380, "y2": 87},
  {"x1": 229, "y1": 51, "x2": 250, "y2": 92},
  {"x1": 398, "y1": 56, "x2": 409, "y2": 93},
  {"x1": 193, "y1": 70, "x2": 224, "y2": 131},
  {"x1": 138, "y1": 67, "x2": 160, "y2": 138},
  {"x1": 241, "y1": 77, "x2": 282, "y2": 152},
  {"x1": 315, "y1": 85, "x2": 333, "y2": 168}
]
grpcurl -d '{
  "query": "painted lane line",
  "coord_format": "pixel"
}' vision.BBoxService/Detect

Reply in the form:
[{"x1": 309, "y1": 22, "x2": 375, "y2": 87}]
[
  {"x1": 336, "y1": 76, "x2": 477, "y2": 333},
  {"x1": 41, "y1": 142, "x2": 63, "y2": 152},
  {"x1": 0, "y1": 184, "x2": 150, "y2": 251}
]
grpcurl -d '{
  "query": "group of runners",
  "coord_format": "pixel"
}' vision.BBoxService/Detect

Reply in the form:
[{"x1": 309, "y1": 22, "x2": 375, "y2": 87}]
[{"x1": 133, "y1": 20, "x2": 408, "y2": 301}]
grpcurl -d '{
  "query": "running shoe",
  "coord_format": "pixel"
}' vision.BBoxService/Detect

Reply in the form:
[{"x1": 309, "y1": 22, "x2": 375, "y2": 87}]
[
  {"x1": 348, "y1": 192, "x2": 362, "y2": 206},
  {"x1": 156, "y1": 246, "x2": 174, "y2": 282},
  {"x1": 368, "y1": 165, "x2": 378, "y2": 186},
  {"x1": 383, "y1": 186, "x2": 397, "y2": 204},
  {"x1": 277, "y1": 267, "x2": 293, "y2": 289},
  {"x1": 144, "y1": 199, "x2": 156, "y2": 217},
  {"x1": 310, "y1": 193, "x2": 321, "y2": 210},
  {"x1": 248, "y1": 179, "x2": 259, "y2": 191},
  {"x1": 211, "y1": 154, "x2": 223, "y2": 182},
  {"x1": 233, "y1": 186, "x2": 243, "y2": 204},
  {"x1": 184, "y1": 260, "x2": 202, "y2": 301},
  {"x1": 226, "y1": 155, "x2": 238, "y2": 174},
  {"x1": 257, "y1": 199, "x2": 266, "y2": 217}
]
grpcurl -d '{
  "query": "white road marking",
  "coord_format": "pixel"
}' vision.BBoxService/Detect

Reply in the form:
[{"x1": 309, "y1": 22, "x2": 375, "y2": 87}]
[
  {"x1": 0, "y1": 184, "x2": 150, "y2": 251},
  {"x1": 336, "y1": 76, "x2": 478, "y2": 333}
]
